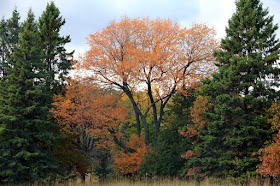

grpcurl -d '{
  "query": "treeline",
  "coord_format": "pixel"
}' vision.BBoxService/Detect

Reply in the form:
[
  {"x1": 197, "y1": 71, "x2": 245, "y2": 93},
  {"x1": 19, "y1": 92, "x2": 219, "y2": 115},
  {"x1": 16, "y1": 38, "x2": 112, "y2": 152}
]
[
  {"x1": 0, "y1": 2, "x2": 75, "y2": 184},
  {"x1": 1, "y1": 0, "x2": 280, "y2": 185}
]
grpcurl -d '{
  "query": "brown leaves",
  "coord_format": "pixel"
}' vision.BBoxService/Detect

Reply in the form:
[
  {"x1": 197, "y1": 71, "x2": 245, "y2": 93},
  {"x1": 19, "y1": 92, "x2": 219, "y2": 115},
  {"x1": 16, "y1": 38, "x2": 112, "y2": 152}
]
[
  {"x1": 257, "y1": 135, "x2": 280, "y2": 177},
  {"x1": 257, "y1": 102, "x2": 280, "y2": 177}
]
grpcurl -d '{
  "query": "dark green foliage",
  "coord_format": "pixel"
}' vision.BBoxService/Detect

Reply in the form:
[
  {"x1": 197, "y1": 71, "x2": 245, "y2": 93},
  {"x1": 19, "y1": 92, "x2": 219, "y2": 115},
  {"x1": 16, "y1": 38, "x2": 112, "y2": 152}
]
[
  {"x1": 54, "y1": 132, "x2": 90, "y2": 178},
  {"x1": 0, "y1": 10, "x2": 60, "y2": 184},
  {"x1": 38, "y1": 1, "x2": 73, "y2": 94},
  {"x1": 0, "y1": 9, "x2": 22, "y2": 81},
  {"x1": 187, "y1": 0, "x2": 280, "y2": 182},
  {"x1": 0, "y1": 17, "x2": 8, "y2": 79},
  {"x1": 92, "y1": 148, "x2": 114, "y2": 179},
  {"x1": 140, "y1": 92, "x2": 195, "y2": 177},
  {"x1": 140, "y1": 141, "x2": 181, "y2": 177},
  {"x1": 6, "y1": 9, "x2": 22, "y2": 53}
]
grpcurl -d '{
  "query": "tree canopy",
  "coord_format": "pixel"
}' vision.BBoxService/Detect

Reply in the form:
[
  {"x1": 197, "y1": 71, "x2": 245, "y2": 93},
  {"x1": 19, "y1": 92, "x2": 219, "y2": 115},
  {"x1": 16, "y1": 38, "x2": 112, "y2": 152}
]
[{"x1": 79, "y1": 17, "x2": 219, "y2": 145}]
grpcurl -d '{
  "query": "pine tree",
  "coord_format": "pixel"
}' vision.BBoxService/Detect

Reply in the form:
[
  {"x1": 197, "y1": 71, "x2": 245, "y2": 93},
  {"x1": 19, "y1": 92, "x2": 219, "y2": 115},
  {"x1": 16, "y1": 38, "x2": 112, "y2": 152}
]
[
  {"x1": 187, "y1": 0, "x2": 280, "y2": 181},
  {"x1": 0, "y1": 10, "x2": 60, "y2": 184},
  {"x1": 38, "y1": 1, "x2": 73, "y2": 94}
]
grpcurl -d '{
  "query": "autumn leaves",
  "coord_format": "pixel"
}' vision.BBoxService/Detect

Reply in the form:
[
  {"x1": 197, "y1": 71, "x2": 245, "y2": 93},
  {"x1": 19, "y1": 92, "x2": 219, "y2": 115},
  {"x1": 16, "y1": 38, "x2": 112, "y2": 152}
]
[
  {"x1": 81, "y1": 17, "x2": 218, "y2": 145},
  {"x1": 52, "y1": 17, "x2": 219, "y2": 174}
]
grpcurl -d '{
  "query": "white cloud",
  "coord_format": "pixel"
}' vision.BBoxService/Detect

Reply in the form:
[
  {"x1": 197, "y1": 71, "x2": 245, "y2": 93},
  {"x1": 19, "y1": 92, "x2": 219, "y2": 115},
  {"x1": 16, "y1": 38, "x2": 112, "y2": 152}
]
[
  {"x1": 180, "y1": 0, "x2": 236, "y2": 39},
  {"x1": 1, "y1": 0, "x2": 280, "y2": 57}
]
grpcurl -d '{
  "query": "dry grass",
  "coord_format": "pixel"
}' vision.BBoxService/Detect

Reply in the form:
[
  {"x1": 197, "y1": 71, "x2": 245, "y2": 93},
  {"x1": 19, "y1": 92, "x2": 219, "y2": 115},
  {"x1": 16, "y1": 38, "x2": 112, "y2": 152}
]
[
  {"x1": 48, "y1": 175, "x2": 277, "y2": 186},
  {"x1": 21, "y1": 175, "x2": 279, "y2": 186}
]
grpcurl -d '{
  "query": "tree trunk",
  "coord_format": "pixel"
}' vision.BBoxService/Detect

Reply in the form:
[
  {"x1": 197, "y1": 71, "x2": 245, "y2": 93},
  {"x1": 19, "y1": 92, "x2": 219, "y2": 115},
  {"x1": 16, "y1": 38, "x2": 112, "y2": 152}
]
[
  {"x1": 122, "y1": 86, "x2": 150, "y2": 145},
  {"x1": 134, "y1": 110, "x2": 141, "y2": 138}
]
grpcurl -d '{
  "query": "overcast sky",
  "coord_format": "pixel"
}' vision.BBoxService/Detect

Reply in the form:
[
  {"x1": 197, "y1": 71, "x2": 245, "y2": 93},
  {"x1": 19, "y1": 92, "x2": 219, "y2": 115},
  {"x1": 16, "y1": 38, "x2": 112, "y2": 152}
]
[{"x1": 1, "y1": 0, "x2": 280, "y2": 56}]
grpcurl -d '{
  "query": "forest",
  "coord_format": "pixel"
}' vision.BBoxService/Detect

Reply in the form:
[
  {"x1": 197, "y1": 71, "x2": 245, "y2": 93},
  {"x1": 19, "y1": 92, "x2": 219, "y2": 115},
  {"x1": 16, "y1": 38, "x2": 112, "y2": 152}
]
[{"x1": 1, "y1": 0, "x2": 280, "y2": 185}]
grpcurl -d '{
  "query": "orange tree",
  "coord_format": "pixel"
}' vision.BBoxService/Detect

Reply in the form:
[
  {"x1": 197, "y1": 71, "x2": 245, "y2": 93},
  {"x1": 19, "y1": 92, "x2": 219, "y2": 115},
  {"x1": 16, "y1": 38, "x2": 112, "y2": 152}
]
[
  {"x1": 79, "y1": 17, "x2": 219, "y2": 145},
  {"x1": 114, "y1": 134, "x2": 148, "y2": 174},
  {"x1": 51, "y1": 78, "x2": 133, "y2": 152},
  {"x1": 51, "y1": 78, "x2": 149, "y2": 174}
]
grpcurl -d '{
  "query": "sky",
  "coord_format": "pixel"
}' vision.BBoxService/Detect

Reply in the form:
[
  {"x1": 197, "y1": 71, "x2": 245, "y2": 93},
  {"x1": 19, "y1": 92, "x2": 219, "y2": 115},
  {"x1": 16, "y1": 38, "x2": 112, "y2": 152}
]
[{"x1": 1, "y1": 0, "x2": 280, "y2": 57}]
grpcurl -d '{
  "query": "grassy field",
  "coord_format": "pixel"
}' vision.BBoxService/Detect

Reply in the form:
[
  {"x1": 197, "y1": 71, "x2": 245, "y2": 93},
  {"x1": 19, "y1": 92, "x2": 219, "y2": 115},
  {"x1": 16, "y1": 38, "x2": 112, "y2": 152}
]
[{"x1": 48, "y1": 175, "x2": 276, "y2": 186}]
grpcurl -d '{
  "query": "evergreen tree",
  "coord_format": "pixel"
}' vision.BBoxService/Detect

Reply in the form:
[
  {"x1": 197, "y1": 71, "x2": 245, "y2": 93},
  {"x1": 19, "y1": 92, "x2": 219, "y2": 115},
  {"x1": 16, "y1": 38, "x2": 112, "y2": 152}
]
[
  {"x1": 38, "y1": 1, "x2": 73, "y2": 94},
  {"x1": 187, "y1": 0, "x2": 280, "y2": 181},
  {"x1": 0, "y1": 9, "x2": 22, "y2": 81},
  {"x1": 6, "y1": 8, "x2": 22, "y2": 54},
  {"x1": 0, "y1": 17, "x2": 8, "y2": 80},
  {"x1": 0, "y1": 10, "x2": 60, "y2": 184},
  {"x1": 140, "y1": 91, "x2": 195, "y2": 177}
]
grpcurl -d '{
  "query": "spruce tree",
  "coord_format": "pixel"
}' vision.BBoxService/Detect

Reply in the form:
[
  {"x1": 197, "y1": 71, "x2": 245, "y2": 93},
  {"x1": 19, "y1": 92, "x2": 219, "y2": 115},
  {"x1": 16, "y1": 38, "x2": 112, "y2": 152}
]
[
  {"x1": 0, "y1": 9, "x2": 22, "y2": 81},
  {"x1": 6, "y1": 9, "x2": 22, "y2": 54},
  {"x1": 187, "y1": 0, "x2": 280, "y2": 181},
  {"x1": 38, "y1": 1, "x2": 73, "y2": 94},
  {"x1": 0, "y1": 10, "x2": 60, "y2": 184},
  {"x1": 0, "y1": 17, "x2": 8, "y2": 80}
]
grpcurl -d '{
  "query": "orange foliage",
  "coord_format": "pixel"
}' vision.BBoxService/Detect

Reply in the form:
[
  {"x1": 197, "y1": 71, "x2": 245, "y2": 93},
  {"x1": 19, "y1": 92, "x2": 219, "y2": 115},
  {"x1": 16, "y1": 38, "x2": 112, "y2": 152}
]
[
  {"x1": 51, "y1": 78, "x2": 129, "y2": 146},
  {"x1": 179, "y1": 96, "x2": 210, "y2": 143},
  {"x1": 114, "y1": 134, "x2": 148, "y2": 174},
  {"x1": 257, "y1": 102, "x2": 280, "y2": 177},
  {"x1": 190, "y1": 96, "x2": 210, "y2": 130},
  {"x1": 78, "y1": 17, "x2": 219, "y2": 145},
  {"x1": 81, "y1": 17, "x2": 218, "y2": 96}
]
